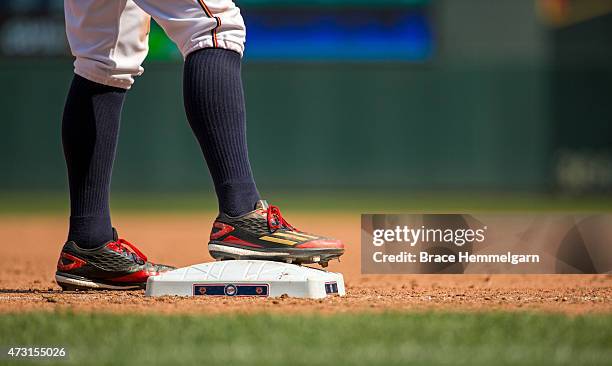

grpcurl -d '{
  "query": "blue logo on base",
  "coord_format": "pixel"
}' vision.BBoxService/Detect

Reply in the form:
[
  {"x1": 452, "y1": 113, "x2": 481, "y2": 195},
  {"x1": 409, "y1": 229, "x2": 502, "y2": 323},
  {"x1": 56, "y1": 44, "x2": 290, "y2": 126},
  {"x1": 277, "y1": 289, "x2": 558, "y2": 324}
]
[
  {"x1": 224, "y1": 284, "x2": 237, "y2": 296},
  {"x1": 193, "y1": 283, "x2": 269, "y2": 297}
]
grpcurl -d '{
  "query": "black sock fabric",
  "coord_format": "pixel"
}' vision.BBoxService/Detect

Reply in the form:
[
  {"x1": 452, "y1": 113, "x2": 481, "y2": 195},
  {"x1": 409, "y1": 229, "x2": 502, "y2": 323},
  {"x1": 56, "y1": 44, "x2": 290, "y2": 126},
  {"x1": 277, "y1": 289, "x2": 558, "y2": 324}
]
[
  {"x1": 183, "y1": 48, "x2": 260, "y2": 216},
  {"x1": 62, "y1": 75, "x2": 125, "y2": 248}
]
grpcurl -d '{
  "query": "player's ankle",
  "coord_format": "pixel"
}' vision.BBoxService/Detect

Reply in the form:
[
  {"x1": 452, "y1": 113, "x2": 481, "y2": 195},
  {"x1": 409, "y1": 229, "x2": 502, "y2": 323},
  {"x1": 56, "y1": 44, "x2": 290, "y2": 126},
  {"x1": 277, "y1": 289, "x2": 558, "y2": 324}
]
[
  {"x1": 216, "y1": 181, "x2": 260, "y2": 217},
  {"x1": 67, "y1": 216, "x2": 113, "y2": 249}
]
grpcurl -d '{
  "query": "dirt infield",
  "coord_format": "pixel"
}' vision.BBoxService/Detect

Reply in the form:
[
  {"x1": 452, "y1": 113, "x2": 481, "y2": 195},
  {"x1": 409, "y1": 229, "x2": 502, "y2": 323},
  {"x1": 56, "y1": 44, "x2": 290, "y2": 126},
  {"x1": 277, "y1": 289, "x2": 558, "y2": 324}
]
[{"x1": 1, "y1": 213, "x2": 610, "y2": 314}]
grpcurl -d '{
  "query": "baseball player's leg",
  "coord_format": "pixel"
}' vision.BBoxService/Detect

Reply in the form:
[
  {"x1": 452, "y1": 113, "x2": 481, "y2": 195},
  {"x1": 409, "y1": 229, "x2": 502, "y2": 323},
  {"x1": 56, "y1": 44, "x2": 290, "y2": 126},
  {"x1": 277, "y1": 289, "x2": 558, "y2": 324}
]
[
  {"x1": 62, "y1": 75, "x2": 124, "y2": 249},
  {"x1": 133, "y1": 0, "x2": 258, "y2": 217},
  {"x1": 63, "y1": 0, "x2": 150, "y2": 248},
  {"x1": 58, "y1": 0, "x2": 173, "y2": 290},
  {"x1": 132, "y1": 1, "x2": 343, "y2": 265},
  {"x1": 183, "y1": 48, "x2": 259, "y2": 217}
]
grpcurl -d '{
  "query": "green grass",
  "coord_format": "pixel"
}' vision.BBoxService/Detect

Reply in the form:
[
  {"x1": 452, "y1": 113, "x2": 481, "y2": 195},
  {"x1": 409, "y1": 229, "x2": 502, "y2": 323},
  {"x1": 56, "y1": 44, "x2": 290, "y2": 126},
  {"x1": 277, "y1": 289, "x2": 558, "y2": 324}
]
[
  {"x1": 1, "y1": 191, "x2": 612, "y2": 214},
  {"x1": 0, "y1": 312, "x2": 610, "y2": 365}
]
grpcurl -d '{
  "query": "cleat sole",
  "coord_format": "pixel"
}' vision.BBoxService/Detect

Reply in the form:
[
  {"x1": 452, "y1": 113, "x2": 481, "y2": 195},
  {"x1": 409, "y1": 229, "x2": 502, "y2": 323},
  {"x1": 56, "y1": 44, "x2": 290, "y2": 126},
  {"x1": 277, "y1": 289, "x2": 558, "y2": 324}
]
[
  {"x1": 208, "y1": 243, "x2": 344, "y2": 266},
  {"x1": 55, "y1": 273, "x2": 143, "y2": 291}
]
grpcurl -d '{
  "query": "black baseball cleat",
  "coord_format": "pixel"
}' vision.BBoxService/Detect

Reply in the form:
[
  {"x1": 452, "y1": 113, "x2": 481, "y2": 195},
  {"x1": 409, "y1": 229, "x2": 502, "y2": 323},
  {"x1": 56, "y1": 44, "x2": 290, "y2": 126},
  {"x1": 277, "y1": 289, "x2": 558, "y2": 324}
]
[
  {"x1": 55, "y1": 229, "x2": 175, "y2": 291},
  {"x1": 208, "y1": 200, "x2": 345, "y2": 267}
]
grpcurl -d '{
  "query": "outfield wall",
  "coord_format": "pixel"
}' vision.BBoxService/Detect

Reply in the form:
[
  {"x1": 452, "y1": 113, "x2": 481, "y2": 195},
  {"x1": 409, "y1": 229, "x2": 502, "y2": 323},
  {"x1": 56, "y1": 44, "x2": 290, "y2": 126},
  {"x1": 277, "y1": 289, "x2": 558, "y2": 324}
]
[{"x1": 1, "y1": 0, "x2": 609, "y2": 194}]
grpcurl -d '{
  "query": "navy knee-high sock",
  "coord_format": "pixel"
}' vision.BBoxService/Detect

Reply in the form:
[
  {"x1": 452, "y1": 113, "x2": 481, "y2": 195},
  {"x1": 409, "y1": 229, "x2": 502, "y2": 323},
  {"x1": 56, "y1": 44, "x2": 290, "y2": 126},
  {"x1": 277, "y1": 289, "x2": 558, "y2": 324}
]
[
  {"x1": 183, "y1": 48, "x2": 260, "y2": 216},
  {"x1": 62, "y1": 75, "x2": 125, "y2": 248}
]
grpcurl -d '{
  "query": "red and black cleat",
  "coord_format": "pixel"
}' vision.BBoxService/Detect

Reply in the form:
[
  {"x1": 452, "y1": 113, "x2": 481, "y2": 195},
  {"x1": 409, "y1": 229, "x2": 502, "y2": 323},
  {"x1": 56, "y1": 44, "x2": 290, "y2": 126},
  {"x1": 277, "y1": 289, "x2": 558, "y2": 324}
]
[
  {"x1": 208, "y1": 200, "x2": 344, "y2": 267},
  {"x1": 55, "y1": 229, "x2": 175, "y2": 291}
]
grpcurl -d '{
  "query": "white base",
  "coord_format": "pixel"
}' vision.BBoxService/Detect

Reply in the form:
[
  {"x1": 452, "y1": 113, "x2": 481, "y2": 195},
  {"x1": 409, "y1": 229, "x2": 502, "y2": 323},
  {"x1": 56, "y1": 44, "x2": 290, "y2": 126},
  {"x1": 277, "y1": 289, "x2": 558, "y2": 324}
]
[{"x1": 145, "y1": 260, "x2": 345, "y2": 299}]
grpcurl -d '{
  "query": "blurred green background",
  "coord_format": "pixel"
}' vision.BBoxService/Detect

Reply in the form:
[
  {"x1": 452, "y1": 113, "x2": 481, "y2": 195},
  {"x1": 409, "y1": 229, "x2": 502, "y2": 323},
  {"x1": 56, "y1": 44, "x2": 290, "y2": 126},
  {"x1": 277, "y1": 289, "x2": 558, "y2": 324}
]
[{"x1": 0, "y1": 0, "x2": 611, "y2": 212}]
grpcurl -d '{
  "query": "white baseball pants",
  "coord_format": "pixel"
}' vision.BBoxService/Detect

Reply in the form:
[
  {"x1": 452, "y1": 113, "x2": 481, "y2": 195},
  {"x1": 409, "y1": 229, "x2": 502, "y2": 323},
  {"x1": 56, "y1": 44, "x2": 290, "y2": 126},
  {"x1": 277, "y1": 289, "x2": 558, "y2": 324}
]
[{"x1": 64, "y1": 0, "x2": 246, "y2": 89}]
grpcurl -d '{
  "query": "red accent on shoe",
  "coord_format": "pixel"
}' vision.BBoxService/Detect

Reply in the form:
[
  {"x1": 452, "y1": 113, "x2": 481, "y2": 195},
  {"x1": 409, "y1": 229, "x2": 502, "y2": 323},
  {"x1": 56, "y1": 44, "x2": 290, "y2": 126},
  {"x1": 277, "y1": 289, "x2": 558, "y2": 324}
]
[
  {"x1": 210, "y1": 222, "x2": 235, "y2": 240},
  {"x1": 57, "y1": 252, "x2": 87, "y2": 271},
  {"x1": 106, "y1": 238, "x2": 147, "y2": 262},
  {"x1": 266, "y1": 205, "x2": 298, "y2": 231},
  {"x1": 223, "y1": 235, "x2": 263, "y2": 248},
  {"x1": 109, "y1": 270, "x2": 152, "y2": 284},
  {"x1": 295, "y1": 239, "x2": 344, "y2": 249}
]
